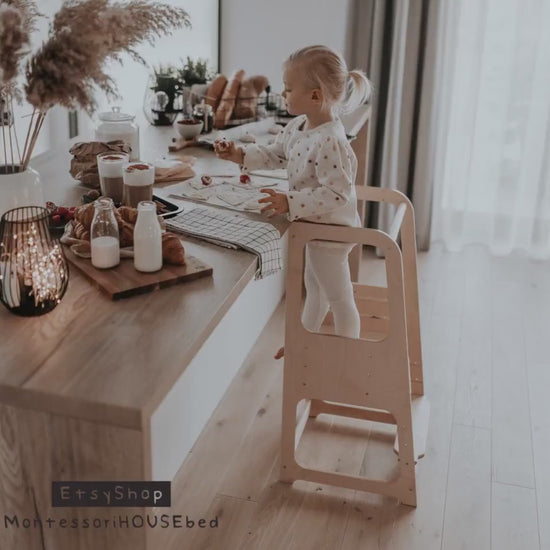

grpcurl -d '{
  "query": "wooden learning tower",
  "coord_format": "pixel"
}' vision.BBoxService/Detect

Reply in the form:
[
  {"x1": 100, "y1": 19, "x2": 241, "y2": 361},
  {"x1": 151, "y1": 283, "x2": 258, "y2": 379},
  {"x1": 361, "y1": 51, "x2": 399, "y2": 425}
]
[{"x1": 280, "y1": 186, "x2": 429, "y2": 507}]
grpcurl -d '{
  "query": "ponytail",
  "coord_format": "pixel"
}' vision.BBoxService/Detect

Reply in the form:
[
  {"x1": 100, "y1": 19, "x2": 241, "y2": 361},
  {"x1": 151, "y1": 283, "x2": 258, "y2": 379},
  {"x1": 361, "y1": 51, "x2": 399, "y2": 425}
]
[{"x1": 341, "y1": 69, "x2": 373, "y2": 113}]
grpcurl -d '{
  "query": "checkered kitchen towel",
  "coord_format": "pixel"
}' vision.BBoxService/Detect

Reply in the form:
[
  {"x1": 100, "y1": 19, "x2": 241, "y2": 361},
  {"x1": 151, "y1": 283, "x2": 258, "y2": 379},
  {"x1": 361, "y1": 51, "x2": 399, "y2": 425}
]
[{"x1": 166, "y1": 207, "x2": 282, "y2": 279}]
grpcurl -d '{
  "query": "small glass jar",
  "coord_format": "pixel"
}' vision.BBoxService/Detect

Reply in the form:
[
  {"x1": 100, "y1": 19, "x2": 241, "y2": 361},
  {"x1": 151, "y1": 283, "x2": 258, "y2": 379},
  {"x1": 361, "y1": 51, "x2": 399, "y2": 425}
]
[
  {"x1": 193, "y1": 101, "x2": 213, "y2": 133},
  {"x1": 133, "y1": 201, "x2": 162, "y2": 273},
  {"x1": 90, "y1": 198, "x2": 120, "y2": 269},
  {"x1": 95, "y1": 106, "x2": 140, "y2": 161}
]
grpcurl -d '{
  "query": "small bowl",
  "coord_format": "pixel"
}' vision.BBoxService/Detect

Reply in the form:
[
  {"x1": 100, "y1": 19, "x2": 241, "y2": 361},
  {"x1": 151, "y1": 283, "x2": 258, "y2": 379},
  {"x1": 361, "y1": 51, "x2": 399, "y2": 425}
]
[{"x1": 174, "y1": 118, "x2": 203, "y2": 140}]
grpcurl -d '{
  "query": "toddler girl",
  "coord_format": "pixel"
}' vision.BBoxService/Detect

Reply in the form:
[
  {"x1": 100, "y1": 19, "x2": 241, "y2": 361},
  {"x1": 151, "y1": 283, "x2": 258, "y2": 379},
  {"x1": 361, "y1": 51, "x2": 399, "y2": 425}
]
[{"x1": 215, "y1": 45, "x2": 372, "y2": 357}]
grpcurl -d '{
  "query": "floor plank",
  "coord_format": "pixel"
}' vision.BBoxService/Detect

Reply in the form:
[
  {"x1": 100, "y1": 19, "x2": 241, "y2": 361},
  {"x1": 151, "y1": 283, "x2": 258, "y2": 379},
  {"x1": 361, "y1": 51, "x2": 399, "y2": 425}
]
[
  {"x1": 491, "y1": 278, "x2": 535, "y2": 488},
  {"x1": 453, "y1": 275, "x2": 492, "y2": 429},
  {"x1": 524, "y1": 285, "x2": 550, "y2": 550},
  {"x1": 442, "y1": 424, "x2": 491, "y2": 550},
  {"x1": 491, "y1": 482, "x2": 539, "y2": 550}
]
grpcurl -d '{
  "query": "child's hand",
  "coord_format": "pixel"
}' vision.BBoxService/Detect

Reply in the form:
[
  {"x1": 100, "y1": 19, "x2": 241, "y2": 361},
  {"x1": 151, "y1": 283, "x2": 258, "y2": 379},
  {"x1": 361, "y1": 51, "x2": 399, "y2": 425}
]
[
  {"x1": 259, "y1": 189, "x2": 289, "y2": 217},
  {"x1": 214, "y1": 139, "x2": 244, "y2": 164}
]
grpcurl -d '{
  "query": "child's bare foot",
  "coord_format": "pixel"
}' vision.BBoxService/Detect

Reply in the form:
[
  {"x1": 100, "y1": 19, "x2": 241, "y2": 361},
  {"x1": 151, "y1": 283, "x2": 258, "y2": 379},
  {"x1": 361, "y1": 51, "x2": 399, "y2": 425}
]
[{"x1": 274, "y1": 346, "x2": 284, "y2": 360}]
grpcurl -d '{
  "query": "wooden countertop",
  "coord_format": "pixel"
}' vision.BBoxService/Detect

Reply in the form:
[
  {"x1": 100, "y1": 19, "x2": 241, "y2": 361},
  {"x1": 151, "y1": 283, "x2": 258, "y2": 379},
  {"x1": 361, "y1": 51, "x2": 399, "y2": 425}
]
[{"x1": 0, "y1": 123, "x2": 288, "y2": 430}]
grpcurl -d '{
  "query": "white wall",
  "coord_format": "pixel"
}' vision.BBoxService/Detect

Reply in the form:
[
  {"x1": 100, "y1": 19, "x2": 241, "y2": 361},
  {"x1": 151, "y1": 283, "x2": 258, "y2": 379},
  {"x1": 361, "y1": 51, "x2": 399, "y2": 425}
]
[
  {"x1": 220, "y1": 0, "x2": 353, "y2": 92},
  {"x1": 96, "y1": 0, "x2": 219, "y2": 117}
]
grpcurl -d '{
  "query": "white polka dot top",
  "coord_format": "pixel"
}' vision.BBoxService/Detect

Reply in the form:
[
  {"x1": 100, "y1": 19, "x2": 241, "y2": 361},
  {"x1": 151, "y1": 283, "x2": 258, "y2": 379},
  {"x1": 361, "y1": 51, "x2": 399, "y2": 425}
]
[{"x1": 242, "y1": 115, "x2": 361, "y2": 228}]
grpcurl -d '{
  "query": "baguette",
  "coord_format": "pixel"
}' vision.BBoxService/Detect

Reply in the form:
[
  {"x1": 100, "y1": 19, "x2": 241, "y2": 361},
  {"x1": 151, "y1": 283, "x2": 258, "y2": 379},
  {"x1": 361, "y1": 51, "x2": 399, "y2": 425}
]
[
  {"x1": 214, "y1": 69, "x2": 245, "y2": 128},
  {"x1": 205, "y1": 75, "x2": 227, "y2": 110}
]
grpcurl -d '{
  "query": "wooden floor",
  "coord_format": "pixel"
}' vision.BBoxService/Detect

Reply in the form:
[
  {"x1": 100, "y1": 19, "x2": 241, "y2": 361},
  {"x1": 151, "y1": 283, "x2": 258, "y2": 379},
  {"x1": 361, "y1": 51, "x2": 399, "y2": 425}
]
[{"x1": 158, "y1": 243, "x2": 548, "y2": 550}]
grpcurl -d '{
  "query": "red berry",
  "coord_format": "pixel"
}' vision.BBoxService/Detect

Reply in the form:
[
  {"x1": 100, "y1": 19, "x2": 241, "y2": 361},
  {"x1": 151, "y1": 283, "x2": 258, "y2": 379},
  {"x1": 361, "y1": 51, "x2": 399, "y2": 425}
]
[
  {"x1": 240, "y1": 174, "x2": 250, "y2": 184},
  {"x1": 214, "y1": 138, "x2": 230, "y2": 152}
]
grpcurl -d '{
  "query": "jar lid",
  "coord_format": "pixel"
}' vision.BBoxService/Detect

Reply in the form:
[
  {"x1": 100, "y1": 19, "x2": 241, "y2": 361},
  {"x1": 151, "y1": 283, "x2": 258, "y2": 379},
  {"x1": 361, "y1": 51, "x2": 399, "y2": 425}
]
[{"x1": 98, "y1": 106, "x2": 135, "y2": 122}]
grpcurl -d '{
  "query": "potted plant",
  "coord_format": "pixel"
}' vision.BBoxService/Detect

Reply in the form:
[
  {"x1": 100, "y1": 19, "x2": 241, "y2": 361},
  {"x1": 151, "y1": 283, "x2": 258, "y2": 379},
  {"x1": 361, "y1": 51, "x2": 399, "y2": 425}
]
[
  {"x1": 177, "y1": 57, "x2": 214, "y2": 117},
  {"x1": 178, "y1": 56, "x2": 213, "y2": 86},
  {"x1": 0, "y1": 0, "x2": 190, "y2": 216}
]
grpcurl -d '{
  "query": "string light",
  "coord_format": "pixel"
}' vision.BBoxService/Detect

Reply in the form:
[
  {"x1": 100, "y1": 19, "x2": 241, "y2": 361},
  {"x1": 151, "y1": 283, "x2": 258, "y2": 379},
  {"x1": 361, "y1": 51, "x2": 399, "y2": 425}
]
[{"x1": 0, "y1": 206, "x2": 69, "y2": 315}]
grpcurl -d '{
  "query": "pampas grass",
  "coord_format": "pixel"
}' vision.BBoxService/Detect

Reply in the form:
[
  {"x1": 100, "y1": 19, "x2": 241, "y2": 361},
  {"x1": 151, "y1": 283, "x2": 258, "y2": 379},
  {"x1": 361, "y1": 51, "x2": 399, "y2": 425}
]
[{"x1": 0, "y1": 0, "x2": 190, "y2": 171}]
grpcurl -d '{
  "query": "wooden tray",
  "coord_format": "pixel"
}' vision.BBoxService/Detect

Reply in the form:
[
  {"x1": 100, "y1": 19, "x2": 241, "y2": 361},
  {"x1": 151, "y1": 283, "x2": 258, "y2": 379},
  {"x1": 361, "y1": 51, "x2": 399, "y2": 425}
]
[{"x1": 63, "y1": 246, "x2": 213, "y2": 300}]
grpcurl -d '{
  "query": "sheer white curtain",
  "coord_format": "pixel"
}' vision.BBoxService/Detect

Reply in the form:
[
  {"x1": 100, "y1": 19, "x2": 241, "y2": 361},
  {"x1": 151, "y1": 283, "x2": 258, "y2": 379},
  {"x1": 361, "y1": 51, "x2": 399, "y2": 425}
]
[{"x1": 431, "y1": 0, "x2": 550, "y2": 259}]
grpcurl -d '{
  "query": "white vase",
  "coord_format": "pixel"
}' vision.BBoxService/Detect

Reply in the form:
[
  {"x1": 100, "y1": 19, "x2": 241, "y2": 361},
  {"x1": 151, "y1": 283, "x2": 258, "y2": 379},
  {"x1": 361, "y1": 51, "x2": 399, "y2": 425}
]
[{"x1": 0, "y1": 166, "x2": 44, "y2": 219}]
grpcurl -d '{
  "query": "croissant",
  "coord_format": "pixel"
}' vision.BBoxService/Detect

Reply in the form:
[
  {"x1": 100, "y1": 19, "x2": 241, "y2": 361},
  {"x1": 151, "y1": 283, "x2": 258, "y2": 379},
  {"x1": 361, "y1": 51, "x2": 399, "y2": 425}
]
[
  {"x1": 119, "y1": 220, "x2": 135, "y2": 248},
  {"x1": 162, "y1": 233, "x2": 186, "y2": 265},
  {"x1": 74, "y1": 202, "x2": 95, "y2": 230},
  {"x1": 73, "y1": 221, "x2": 90, "y2": 241},
  {"x1": 117, "y1": 206, "x2": 138, "y2": 225}
]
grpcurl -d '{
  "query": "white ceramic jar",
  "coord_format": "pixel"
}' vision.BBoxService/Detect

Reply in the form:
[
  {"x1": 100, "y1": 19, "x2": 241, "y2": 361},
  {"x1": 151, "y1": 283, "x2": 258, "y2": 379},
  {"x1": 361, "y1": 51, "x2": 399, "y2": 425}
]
[
  {"x1": 133, "y1": 201, "x2": 162, "y2": 273},
  {"x1": 0, "y1": 167, "x2": 43, "y2": 218},
  {"x1": 95, "y1": 106, "x2": 140, "y2": 161}
]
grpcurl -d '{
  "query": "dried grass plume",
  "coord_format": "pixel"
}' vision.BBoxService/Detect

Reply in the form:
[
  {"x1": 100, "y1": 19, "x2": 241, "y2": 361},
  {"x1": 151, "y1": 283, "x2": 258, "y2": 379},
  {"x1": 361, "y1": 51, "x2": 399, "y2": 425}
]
[
  {"x1": 0, "y1": 4, "x2": 29, "y2": 86},
  {"x1": 25, "y1": 0, "x2": 191, "y2": 112}
]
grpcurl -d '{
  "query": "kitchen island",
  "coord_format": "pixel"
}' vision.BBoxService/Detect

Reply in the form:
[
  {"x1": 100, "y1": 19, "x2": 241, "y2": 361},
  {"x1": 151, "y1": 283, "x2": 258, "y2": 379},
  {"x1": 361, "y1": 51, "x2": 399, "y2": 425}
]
[{"x1": 0, "y1": 123, "x2": 288, "y2": 550}]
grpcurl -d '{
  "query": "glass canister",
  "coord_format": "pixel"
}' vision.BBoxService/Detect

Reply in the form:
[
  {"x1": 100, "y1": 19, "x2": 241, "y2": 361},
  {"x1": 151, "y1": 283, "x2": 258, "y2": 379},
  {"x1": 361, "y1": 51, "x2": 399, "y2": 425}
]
[
  {"x1": 95, "y1": 106, "x2": 140, "y2": 160},
  {"x1": 133, "y1": 201, "x2": 162, "y2": 273},
  {"x1": 90, "y1": 198, "x2": 120, "y2": 269}
]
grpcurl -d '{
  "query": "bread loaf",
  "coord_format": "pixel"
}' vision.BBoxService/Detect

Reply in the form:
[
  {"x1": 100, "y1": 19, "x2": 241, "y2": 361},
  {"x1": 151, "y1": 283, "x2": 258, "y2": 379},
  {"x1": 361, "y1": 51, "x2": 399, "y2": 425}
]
[
  {"x1": 214, "y1": 69, "x2": 245, "y2": 129},
  {"x1": 249, "y1": 75, "x2": 269, "y2": 95},
  {"x1": 205, "y1": 75, "x2": 227, "y2": 110},
  {"x1": 233, "y1": 75, "x2": 269, "y2": 119}
]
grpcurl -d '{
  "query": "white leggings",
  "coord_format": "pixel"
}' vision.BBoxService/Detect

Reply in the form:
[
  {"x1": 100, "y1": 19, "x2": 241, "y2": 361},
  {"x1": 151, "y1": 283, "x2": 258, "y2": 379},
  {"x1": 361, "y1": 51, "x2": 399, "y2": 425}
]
[{"x1": 301, "y1": 243, "x2": 361, "y2": 339}]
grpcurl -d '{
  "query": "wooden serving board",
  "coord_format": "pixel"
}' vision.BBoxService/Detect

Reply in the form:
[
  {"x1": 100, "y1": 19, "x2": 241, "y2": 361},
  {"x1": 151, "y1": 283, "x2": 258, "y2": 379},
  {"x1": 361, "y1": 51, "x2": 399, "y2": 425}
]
[{"x1": 63, "y1": 246, "x2": 213, "y2": 300}]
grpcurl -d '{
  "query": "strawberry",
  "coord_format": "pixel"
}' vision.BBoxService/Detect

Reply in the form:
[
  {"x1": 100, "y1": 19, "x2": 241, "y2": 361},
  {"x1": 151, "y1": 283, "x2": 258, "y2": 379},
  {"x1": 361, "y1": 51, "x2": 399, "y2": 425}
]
[{"x1": 240, "y1": 174, "x2": 250, "y2": 184}]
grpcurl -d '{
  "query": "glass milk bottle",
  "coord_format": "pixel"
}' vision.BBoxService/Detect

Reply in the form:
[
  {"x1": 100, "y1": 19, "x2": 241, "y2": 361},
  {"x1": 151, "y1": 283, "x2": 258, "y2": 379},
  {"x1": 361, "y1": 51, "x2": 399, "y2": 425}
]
[
  {"x1": 133, "y1": 201, "x2": 162, "y2": 272},
  {"x1": 90, "y1": 198, "x2": 120, "y2": 269}
]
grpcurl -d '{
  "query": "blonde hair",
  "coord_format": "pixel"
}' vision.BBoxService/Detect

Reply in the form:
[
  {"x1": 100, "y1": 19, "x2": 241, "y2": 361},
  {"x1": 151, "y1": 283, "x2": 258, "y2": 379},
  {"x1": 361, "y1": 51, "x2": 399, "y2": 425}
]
[{"x1": 285, "y1": 45, "x2": 372, "y2": 114}]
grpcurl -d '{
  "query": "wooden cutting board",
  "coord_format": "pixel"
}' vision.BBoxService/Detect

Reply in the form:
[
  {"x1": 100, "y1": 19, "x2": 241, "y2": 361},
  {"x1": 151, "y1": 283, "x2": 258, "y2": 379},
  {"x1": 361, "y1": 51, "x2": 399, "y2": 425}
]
[{"x1": 63, "y1": 246, "x2": 213, "y2": 300}]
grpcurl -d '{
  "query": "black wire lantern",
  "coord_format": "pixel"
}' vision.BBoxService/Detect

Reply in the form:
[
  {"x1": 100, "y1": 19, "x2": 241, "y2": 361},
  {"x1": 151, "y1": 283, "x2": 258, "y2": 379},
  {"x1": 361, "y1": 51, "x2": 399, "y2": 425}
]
[{"x1": 0, "y1": 206, "x2": 69, "y2": 316}]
